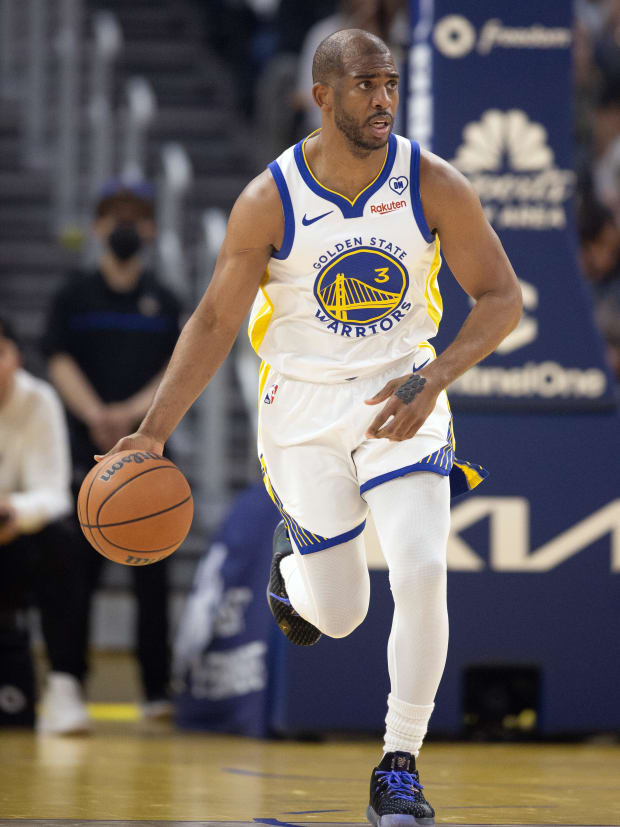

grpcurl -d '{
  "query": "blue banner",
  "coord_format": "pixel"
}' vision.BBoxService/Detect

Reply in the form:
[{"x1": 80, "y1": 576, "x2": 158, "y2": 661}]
[
  {"x1": 172, "y1": 484, "x2": 280, "y2": 738},
  {"x1": 407, "y1": 0, "x2": 616, "y2": 410}
]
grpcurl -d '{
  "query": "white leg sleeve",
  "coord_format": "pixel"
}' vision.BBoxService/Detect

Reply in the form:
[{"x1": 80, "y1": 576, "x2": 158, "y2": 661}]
[
  {"x1": 280, "y1": 534, "x2": 370, "y2": 639},
  {"x1": 364, "y1": 472, "x2": 451, "y2": 754}
]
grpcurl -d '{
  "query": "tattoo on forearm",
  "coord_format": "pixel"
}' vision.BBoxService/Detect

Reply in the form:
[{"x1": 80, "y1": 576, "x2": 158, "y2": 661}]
[{"x1": 394, "y1": 374, "x2": 427, "y2": 404}]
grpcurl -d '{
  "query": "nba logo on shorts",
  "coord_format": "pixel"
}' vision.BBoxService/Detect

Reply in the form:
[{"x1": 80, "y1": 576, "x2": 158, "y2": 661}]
[{"x1": 264, "y1": 383, "x2": 279, "y2": 404}]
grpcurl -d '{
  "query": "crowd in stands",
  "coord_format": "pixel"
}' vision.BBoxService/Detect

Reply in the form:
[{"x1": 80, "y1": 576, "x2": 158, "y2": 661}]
[{"x1": 575, "y1": 0, "x2": 620, "y2": 380}]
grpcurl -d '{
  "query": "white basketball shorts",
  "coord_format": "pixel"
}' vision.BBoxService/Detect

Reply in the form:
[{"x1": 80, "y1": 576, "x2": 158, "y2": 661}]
[{"x1": 256, "y1": 343, "x2": 486, "y2": 554}]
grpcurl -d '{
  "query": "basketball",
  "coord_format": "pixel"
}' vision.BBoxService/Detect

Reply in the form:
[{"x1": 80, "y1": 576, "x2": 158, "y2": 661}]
[{"x1": 77, "y1": 450, "x2": 193, "y2": 566}]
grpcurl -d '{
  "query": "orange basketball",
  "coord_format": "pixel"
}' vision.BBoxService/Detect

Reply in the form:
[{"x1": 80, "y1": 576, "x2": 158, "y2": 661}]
[{"x1": 77, "y1": 450, "x2": 193, "y2": 566}]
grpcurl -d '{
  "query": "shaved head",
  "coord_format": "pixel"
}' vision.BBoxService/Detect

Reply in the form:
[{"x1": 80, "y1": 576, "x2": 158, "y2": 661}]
[{"x1": 312, "y1": 28, "x2": 391, "y2": 86}]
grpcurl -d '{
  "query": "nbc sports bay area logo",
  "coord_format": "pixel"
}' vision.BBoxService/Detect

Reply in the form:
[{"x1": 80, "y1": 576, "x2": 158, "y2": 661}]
[
  {"x1": 433, "y1": 15, "x2": 572, "y2": 59},
  {"x1": 450, "y1": 109, "x2": 575, "y2": 231},
  {"x1": 313, "y1": 245, "x2": 410, "y2": 338}
]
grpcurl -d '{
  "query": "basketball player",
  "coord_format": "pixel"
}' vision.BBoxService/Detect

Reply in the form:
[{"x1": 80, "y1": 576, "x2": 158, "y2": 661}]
[{"x1": 100, "y1": 29, "x2": 522, "y2": 826}]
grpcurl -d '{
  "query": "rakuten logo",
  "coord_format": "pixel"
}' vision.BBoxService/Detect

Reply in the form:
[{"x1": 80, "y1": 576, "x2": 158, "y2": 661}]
[
  {"x1": 433, "y1": 15, "x2": 572, "y2": 59},
  {"x1": 370, "y1": 200, "x2": 406, "y2": 215}
]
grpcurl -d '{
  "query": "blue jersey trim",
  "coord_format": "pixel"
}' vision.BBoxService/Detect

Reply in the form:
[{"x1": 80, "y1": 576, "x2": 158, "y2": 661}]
[
  {"x1": 261, "y1": 454, "x2": 367, "y2": 553},
  {"x1": 450, "y1": 459, "x2": 490, "y2": 499},
  {"x1": 360, "y1": 447, "x2": 489, "y2": 499},
  {"x1": 268, "y1": 160, "x2": 295, "y2": 260},
  {"x1": 360, "y1": 459, "x2": 451, "y2": 495},
  {"x1": 297, "y1": 520, "x2": 367, "y2": 554},
  {"x1": 409, "y1": 140, "x2": 434, "y2": 243},
  {"x1": 294, "y1": 133, "x2": 397, "y2": 219}
]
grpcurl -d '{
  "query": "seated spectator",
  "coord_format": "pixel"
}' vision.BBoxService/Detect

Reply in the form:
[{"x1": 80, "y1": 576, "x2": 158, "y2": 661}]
[
  {"x1": 43, "y1": 180, "x2": 182, "y2": 718},
  {"x1": 0, "y1": 316, "x2": 90, "y2": 733}
]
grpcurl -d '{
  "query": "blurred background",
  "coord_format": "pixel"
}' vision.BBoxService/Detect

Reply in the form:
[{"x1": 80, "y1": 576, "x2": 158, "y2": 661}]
[{"x1": 0, "y1": 0, "x2": 618, "y2": 741}]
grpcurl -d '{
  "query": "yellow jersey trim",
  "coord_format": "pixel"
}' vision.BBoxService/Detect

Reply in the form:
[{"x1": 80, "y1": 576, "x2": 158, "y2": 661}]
[
  {"x1": 453, "y1": 460, "x2": 486, "y2": 491},
  {"x1": 301, "y1": 130, "x2": 389, "y2": 207},
  {"x1": 423, "y1": 237, "x2": 443, "y2": 328},
  {"x1": 248, "y1": 267, "x2": 274, "y2": 353},
  {"x1": 258, "y1": 360, "x2": 271, "y2": 405}
]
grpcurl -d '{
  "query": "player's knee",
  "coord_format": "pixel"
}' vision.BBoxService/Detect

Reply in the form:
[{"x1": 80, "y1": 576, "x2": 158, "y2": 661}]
[
  {"x1": 389, "y1": 557, "x2": 447, "y2": 602},
  {"x1": 317, "y1": 595, "x2": 369, "y2": 639}
]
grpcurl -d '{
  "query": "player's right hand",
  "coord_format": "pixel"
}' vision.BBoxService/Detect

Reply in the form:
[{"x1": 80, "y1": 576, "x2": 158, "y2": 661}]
[{"x1": 94, "y1": 432, "x2": 165, "y2": 463}]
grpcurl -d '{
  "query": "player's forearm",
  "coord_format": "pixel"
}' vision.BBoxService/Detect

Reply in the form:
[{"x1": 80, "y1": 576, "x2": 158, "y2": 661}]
[
  {"x1": 137, "y1": 306, "x2": 237, "y2": 444},
  {"x1": 426, "y1": 285, "x2": 522, "y2": 390},
  {"x1": 48, "y1": 353, "x2": 104, "y2": 424}
]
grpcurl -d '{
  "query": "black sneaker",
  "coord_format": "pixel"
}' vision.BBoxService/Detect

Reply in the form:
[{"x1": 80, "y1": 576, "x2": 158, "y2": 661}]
[
  {"x1": 267, "y1": 521, "x2": 321, "y2": 646},
  {"x1": 367, "y1": 751, "x2": 435, "y2": 827}
]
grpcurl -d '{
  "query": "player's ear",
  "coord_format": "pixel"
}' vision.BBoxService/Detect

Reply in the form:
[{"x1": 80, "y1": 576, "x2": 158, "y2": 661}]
[{"x1": 312, "y1": 82, "x2": 332, "y2": 110}]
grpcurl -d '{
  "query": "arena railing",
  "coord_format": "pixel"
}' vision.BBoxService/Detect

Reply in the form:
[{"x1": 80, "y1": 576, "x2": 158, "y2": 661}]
[
  {"x1": 156, "y1": 141, "x2": 193, "y2": 298},
  {"x1": 23, "y1": 0, "x2": 49, "y2": 168},
  {"x1": 0, "y1": 0, "x2": 19, "y2": 100},
  {"x1": 120, "y1": 76, "x2": 156, "y2": 184},
  {"x1": 87, "y1": 10, "x2": 122, "y2": 203},
  {"x1": 53, "y1": 0, "x2": 83, "y2": 241}
]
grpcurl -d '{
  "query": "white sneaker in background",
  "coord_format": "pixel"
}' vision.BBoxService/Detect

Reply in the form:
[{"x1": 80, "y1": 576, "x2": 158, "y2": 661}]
[
  {"x1": 141, "y1": 698, "x2": 173, "y2": 721},
  {"x1": 37, "y1": 672, "x2": 91, "y2": 735}
]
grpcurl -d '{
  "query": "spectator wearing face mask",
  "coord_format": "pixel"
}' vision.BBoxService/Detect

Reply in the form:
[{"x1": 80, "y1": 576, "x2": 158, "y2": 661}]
[{"x1": 42, "y1": 180, "x2": 182, "y2": 724}]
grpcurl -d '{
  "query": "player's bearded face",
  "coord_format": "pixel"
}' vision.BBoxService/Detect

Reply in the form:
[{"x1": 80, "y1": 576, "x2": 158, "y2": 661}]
[{"x1": 333, "y1": 88, "x2": 393, "y2": 152}]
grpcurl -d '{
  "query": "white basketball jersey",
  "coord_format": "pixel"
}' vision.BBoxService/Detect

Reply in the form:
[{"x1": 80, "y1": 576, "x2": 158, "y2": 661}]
[{"x1": 248, "y1": 132, "x2": 442, "y2": 383}]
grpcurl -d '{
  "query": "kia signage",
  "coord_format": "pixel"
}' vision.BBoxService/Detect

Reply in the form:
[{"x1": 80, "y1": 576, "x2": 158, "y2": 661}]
[{"x1": 407, "y1": 1, "x2": 616, "y2": 410}]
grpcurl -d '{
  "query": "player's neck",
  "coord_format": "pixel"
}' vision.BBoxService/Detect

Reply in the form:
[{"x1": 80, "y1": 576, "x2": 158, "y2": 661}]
[
  {"x1": 100, "y1": 252, "x2": 144, "y2": 292},
  {"x1": 306, "y1": 128, "x2": 389, "y2": 202}
]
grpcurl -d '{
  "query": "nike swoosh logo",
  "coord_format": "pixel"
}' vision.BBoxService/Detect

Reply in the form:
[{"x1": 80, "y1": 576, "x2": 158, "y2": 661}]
[
  {"x1": 302, "y1": 210, "x2": 333, "y2": 226},
  {"x1": 413, "y1": 358, "x2": 430, "y2": 372}
]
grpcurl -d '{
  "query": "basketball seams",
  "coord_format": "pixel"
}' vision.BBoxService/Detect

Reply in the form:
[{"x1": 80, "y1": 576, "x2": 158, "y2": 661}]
[
  {"x1": 94, "y1": 463, "x2": 183, "y2": 527},
  {"x1": 79, "y1": 494, "x2": 192, "y2": 529},
  {"x1": 96, "y1": 529, "x2": 189, "y2": 555},
  {"x1": 77, "y1": 453, "x2": 192, "y2": 564},
  {"x1": 97, "y1": 498, "x2": 193, "y2": 553},
  {"x1": 95, "y1": 533, "x2": 184, "y2": 554},
  {"x1": 84, "y1": 463, "x2": 109, "y2": 558}
]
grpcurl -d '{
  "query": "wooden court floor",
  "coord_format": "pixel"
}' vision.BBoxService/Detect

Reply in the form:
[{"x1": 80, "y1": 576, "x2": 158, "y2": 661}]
[{"x1": 1, "y1": 722, "x2": 619, "y2": 827}]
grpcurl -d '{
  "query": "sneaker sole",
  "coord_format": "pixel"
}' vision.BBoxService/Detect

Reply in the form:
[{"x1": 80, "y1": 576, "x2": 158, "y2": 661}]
[
  {"x1": 266, "y1": 579, "x2": 321, "y2": 646},
  {"x1": 267, "y1": 524, "x2": 321, "y2": 647},
  {"x1": 366, "y1": 806, "x2": 435, "y2": 827}
]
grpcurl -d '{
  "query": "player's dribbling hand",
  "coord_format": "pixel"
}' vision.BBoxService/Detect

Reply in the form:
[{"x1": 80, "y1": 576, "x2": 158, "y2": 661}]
[
  {"x1": 364, "y1": 373, "x2": 440, "y2": 441},
  {"x1": 94, "y1": 432, "x2": 165, "y2": 463}
]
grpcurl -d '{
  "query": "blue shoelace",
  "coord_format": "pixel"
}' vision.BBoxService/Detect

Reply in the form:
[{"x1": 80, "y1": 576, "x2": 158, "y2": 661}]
[
  {"x1": 269, "y1": 591, "x2": 291, "y2": 606},
  {"x1": 269, "y1": 591, "x2": 300, "y2": 616},
  {"x1": 376, "y1": 770, "x2": 423, "y2": 801}
]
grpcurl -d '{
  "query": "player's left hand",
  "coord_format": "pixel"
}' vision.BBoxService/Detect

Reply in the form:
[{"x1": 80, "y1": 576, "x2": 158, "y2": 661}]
[{"x1": 364, "y1": 372, "x2": 440, "y2": 441}]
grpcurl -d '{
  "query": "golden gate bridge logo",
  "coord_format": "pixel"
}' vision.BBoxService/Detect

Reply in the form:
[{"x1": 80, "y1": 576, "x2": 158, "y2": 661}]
[{"x1": 314, "y1": 248, "x2": 408, "y2": 325}]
